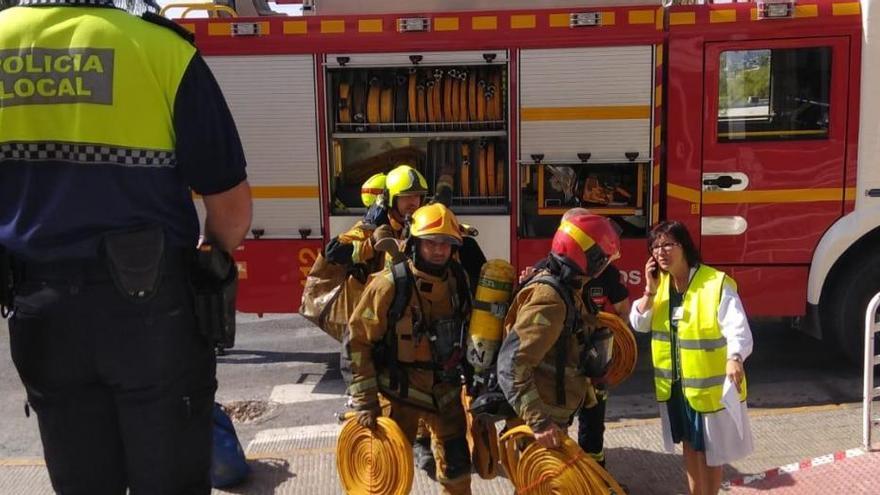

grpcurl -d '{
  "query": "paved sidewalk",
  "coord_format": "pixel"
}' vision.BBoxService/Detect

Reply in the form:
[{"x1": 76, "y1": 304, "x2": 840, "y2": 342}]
[
  {"x1": 0, "y1": 403, "x2": 869, "y2": 494},
  {"x1": 726, "y1": 449, "x2": 880, "y2": 494}
]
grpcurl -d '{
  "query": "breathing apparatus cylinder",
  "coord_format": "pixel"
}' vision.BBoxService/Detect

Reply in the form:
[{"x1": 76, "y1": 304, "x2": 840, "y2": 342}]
[{"x1": 466, "y1": 259, "x2": 516, "y2": 372}]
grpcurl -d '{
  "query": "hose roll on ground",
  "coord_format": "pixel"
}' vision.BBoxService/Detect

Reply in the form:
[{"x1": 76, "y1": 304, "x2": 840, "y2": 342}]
[
  {"x1": 498, "y1": 425, "x2": 625, "y2": 495},
  {"x1": 336, "y1": 416, "x2": 414, "y2": 495}
]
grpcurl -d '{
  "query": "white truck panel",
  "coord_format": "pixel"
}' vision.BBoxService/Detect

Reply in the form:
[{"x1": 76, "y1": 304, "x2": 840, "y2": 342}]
[
  {"x1": 204, "y1": 55, "x2": 323, "y2": 238},
  {"x1": 519, "y1": 46, "x2": 654, "y2": 163}
]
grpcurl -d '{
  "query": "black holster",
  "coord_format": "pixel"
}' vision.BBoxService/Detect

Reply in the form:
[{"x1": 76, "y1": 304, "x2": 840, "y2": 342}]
[
  {"x1": 0, "y1": 246, "x2": 13, "y2": 318},
  {"x1": 190, "y1": 246, "x2": 238, "y2": 350},
  {"x1": 102, "y1": 226, "x2": 166, "y2": 302}
]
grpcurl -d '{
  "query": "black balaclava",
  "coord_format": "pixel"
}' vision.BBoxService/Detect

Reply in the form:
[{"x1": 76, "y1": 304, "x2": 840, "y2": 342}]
[{"x1": 410, "y1": 238, "x2": 456, "y2": 277}]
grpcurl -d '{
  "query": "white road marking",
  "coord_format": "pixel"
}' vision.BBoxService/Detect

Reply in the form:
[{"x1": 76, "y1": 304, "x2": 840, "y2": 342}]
[
  {"x1": 252, "y1": 424, "x2": 343, "y2": 444},
  {"x1": 269, "y1": 383, "x2": 346, "y2": 404}
]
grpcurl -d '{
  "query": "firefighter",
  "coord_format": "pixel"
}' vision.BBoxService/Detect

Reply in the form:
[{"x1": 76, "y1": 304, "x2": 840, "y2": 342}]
[
  {"x1": 347, "y1": 203, "x2": 473, "y2": 495},
  {"x1": 326, "y1": 165, "x2": 442, "y2": 475},
  {"x1": 330, "y1": 164, "x2": 484, "y2": 478},
  {"x1": 0, "y1": 1, "x2": 251, "y2": 494},
  {"x1": 516, "y1": 263, "x2": 629, "y2": 470},
  {"x1": 559, "y1": 209, "x2": 632, "y2": 470},
  {"x1": 324, "y1": 164, "x2": 428, "y2": 269},
  {"x1": 577, "y1": 260, "x2": 630, "y2": 468},
  {"x1": 515, "y1": 208, "x2": 630, "y2": 466},
  {"x1": 498, "y1": 212, "x2": 620, "y2": 450}
]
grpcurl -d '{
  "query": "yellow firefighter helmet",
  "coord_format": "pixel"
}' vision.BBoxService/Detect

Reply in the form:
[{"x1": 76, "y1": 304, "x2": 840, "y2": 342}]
[
  {"x1": 360, "y1": 173, "x2": 387, "y2": 207},
  {"x1": 409, "y1": 203, "x2": 463, "y2": 246},
  {"x1": 386, "y1": 164, "x2": 428, "y2": 206}
]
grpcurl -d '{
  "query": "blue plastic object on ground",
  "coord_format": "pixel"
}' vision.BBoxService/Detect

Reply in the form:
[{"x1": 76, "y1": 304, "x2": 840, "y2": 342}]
[{"x1": 211, "y1": 403, "x2": 250, "y2": 488}]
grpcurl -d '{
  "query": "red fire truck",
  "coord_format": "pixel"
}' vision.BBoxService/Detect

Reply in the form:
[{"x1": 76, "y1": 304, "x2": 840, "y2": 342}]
[{"x1": 163, "y1": 0, "x2": 879, "y2": 363}]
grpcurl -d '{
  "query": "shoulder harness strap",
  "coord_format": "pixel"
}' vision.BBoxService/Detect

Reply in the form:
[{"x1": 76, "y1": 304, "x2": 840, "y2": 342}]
[
  {"x1": 448, "y1": 260, "x2": 473, "y2": 315},
  {"x1": 525, "y1": 274, "x2": 578, "y2": 406},
  {"x1": 389, "y1": 261, "x2": 412, "y2": 322},
  {"x1": 449, "y1": 260, "x2": 474, "y2": 384},
  {"x1": 385, "y1": 260, "x2": 413, "y2": 398}
]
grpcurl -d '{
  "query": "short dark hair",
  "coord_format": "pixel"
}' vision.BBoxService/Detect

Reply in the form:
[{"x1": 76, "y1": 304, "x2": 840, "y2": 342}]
[{"x1": 648, "y1": 220, "x2": 701, "y2": 268}]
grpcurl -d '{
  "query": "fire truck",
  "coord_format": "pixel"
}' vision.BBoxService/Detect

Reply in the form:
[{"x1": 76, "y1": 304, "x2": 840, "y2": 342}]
[{"x1": 162, "y1": 0, "x2": 879, "y2": 363}]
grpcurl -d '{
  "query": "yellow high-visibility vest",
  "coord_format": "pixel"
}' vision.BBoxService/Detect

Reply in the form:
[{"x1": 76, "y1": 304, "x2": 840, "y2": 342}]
[
  {"x1": 0, "y1": 6, "x2": 195, "y2": 154},
  {"x1": 650, "y1": 265, "x2": 747, "y2": 413}
]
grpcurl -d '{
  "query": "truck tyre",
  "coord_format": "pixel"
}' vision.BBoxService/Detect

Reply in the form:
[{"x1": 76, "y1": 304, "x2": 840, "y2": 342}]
[{"x1": 822, "y1": 253, "x2": 880, "y2": 366}]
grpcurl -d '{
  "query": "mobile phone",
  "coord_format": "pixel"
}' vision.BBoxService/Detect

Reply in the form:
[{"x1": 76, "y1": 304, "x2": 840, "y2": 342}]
[{"x1": 650, "y1": 256, "x2": 659, "y2": 277}]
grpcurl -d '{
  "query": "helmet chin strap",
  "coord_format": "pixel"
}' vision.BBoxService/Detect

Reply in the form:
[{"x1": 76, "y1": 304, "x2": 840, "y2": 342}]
[{"x1": 547, "y1": 254, "x2": 587, "y2": 287}]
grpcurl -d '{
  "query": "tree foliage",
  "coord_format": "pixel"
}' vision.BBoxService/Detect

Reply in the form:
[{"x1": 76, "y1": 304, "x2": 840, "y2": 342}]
[{"x1": 719, "y1": 52, "x2": 771, "y2": 111}]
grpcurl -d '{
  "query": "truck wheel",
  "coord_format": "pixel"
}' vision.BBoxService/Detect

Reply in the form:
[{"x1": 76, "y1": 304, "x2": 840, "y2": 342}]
[{"x1": 823, "y1": 254, "x2": 880, "y2": 366}]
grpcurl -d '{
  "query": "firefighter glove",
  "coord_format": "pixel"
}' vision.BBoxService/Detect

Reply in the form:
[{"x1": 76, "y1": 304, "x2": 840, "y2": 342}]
[{"x1": 355, "y1": 405, "x2": 381, "y2": 429}]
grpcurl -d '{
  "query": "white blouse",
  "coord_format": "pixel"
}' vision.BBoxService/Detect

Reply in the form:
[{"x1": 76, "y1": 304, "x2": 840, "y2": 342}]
[{"x1": 629, "y1": 267, "x2": 755, "y2": 466}]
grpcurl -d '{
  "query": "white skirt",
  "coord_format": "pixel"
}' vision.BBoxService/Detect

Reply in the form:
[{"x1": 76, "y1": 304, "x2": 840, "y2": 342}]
[{"x1": 659, "y1": 401, "x2": 755, "y2": 467}]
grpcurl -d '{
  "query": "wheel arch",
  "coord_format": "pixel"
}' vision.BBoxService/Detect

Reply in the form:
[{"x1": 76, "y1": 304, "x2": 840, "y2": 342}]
[{"x1": 809, "y1": 209, "x2": 880, "y2": 309}]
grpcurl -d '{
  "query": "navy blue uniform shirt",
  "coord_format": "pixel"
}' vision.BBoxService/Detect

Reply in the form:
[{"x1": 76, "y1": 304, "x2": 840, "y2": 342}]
[{"x1": 0, "y1": 9, "x2": 246, "y2": 261}]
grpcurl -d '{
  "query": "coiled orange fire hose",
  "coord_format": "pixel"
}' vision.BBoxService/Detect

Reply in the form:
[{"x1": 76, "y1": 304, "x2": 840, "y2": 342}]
[
  {"x1": 498, "y1": 425, "x2": 625, "y2": 494},
  {"x1": 598, "y1": 311, "x2": 637, "y2": 387},
  {"x1": 336, "y1": 415, "x2": 414, "y2": 495}
]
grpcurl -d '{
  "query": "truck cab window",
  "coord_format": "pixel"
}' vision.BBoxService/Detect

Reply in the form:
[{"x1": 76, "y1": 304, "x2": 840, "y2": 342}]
[{"x1": 717, "y1": 47, "x2": 831, "y2": 142}]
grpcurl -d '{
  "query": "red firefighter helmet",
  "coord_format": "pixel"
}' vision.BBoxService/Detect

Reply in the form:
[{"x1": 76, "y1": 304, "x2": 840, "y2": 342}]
[{"x1": 550, "y1": 214, "x2": 621, "y2": 277}]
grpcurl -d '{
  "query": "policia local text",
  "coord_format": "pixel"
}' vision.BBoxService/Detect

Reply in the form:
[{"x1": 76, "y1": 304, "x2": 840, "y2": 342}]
[{"x1": 0, "y1": 49, "x2": 114, "y2": 105}]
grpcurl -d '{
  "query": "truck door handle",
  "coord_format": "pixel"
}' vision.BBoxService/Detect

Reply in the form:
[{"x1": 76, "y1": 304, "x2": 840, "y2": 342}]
[{"x1": 703, "y1": 175, "x2": 743, "y2": 189}]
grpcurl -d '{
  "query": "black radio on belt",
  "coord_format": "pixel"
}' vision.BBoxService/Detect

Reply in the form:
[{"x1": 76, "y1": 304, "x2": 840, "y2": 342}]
[
  {"x1": 0, "y1": 245, "x2": 13, "y2": 317},
  {"x1": 190, "y1": 244, "x2": 238, "y2": 351}
]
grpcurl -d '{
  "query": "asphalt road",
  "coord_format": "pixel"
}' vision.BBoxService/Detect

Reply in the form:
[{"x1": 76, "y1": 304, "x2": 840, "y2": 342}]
[{"x1": 0, "y1": 314, "x2": 864, "y2": 459}]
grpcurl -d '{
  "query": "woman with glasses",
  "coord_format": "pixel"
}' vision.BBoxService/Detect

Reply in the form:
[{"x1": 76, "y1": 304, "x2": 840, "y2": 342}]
[{"x1": 630, "y1": 221, "x2": 754, "y2": 495}]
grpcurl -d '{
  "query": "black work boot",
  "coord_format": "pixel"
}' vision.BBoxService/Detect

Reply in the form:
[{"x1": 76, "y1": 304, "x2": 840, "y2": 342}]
[{"x1": 413, "y1": 436, "x2": 436, "y2": 480}]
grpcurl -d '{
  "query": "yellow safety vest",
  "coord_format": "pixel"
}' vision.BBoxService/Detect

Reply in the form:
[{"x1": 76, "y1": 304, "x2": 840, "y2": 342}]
[
  {"x1": 650, "y1": 265, "x2": 747, "y2": 413},
  {"x1": 0, "y1": 6, "x2": 195, "y2": 154}
]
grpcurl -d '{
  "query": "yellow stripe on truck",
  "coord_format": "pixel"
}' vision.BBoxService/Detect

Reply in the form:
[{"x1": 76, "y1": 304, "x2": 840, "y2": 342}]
[
  {"x1": 666, "y1": 184, "x2": 855, "y2": 204},
  {"x1": 521, "y1": 105, "x2": 650, "y2": 121}
]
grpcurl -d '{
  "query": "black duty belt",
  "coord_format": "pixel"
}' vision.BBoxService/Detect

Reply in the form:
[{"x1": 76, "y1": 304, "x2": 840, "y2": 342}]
[{"x1": 15, "y1": 249, "x2": 192, "y2": 284}]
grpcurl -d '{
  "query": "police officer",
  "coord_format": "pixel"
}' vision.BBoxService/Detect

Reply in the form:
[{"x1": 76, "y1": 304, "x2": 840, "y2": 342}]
[
  {"x1": 498, "y1": 212, "x2": 620, "y2": 449},
  {"x1": 347, "y1": 203, "x2": 473, "y2": 495},
  {"x1": 0, "y1": 2, "x2": 251, "y2": 494}
]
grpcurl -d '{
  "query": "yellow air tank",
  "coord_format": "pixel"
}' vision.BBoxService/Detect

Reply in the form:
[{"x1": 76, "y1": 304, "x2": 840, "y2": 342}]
[{"x1": 467, "y1": 259, "x2": 516, "y2": 372}]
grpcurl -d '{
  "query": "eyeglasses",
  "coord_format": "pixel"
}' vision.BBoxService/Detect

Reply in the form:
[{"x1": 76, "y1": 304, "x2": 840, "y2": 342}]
[{"x1": 650, "y1": 242, "x2": 680, "y2": 253}]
